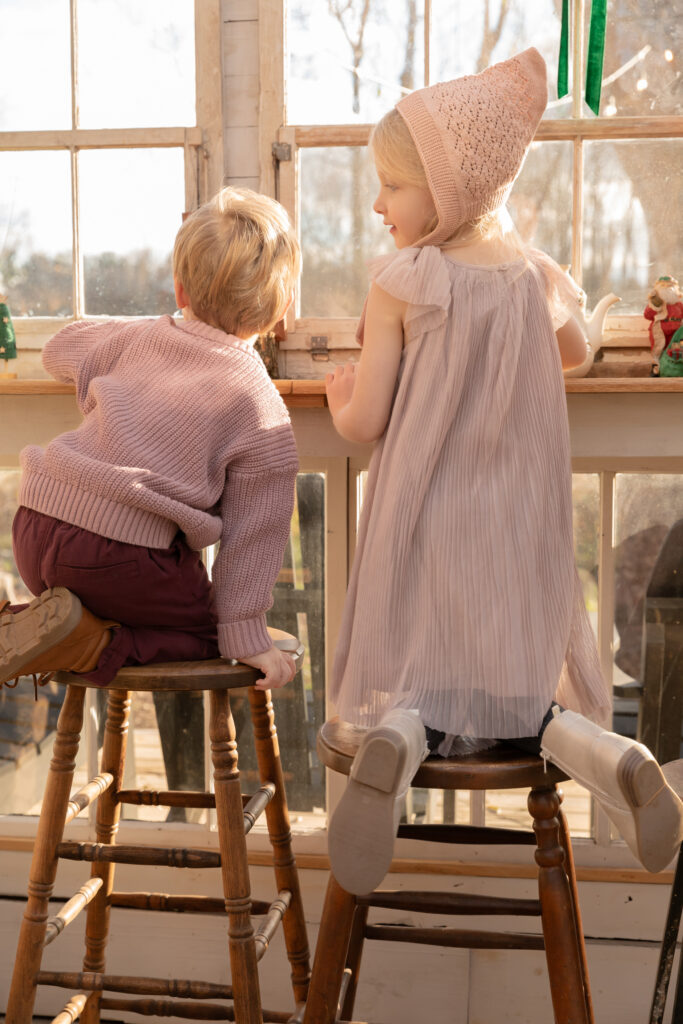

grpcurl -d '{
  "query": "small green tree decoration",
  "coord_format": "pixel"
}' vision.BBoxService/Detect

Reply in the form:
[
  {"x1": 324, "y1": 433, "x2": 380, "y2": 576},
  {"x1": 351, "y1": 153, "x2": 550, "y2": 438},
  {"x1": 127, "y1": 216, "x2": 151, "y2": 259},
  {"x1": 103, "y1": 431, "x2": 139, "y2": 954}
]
[{"x1": 0, "y1": 294, "x2": 17, "y2": 378}]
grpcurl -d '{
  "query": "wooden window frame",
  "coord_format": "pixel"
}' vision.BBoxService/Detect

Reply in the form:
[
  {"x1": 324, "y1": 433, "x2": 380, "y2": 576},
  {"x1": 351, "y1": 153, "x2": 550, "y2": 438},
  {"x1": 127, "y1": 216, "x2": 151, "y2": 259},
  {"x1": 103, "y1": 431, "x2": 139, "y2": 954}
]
[
  {"x1": 1, "y1": 0, "x2": 223, "y2": 343},
  {"x1": 263, "y1": 0, "x2": 683, "y2": 360}
]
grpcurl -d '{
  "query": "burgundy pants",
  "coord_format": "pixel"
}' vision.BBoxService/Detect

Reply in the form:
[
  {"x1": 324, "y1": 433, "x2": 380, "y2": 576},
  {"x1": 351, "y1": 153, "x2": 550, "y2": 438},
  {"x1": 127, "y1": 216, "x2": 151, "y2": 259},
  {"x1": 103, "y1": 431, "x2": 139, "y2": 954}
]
[{"x1": 12, "y1": 507, "x2": 219, "y2": 685}]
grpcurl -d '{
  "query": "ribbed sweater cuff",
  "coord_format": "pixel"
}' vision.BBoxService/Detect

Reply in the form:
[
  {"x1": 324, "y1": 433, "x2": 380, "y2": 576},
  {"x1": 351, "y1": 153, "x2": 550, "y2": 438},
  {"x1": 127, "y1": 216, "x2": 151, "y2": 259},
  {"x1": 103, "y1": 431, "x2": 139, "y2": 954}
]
[{"x1": 218, "y1": 616, "x2": 271, "y2": 660}]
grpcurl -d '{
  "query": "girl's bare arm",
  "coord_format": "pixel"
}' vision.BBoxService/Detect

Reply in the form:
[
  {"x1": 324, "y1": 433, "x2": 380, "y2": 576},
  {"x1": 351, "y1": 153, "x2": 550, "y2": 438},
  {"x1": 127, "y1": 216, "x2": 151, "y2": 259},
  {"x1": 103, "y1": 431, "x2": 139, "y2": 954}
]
[
  {"x1": 326, "y1": 282, "x2": 406, "y2": 444},
  {"x1": 556, "y1": 316, "x2": 590, "y2": 371}
]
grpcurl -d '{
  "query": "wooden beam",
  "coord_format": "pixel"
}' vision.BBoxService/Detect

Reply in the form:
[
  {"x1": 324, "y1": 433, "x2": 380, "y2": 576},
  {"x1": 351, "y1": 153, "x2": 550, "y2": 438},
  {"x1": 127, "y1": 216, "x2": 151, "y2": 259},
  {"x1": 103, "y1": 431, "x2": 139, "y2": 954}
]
[
  {"x1": 0, "y1": 128, "x2": 203, "y2": 150},
  {"x1": 291, "y1": 116, "x2": 683, "y2": 149}
]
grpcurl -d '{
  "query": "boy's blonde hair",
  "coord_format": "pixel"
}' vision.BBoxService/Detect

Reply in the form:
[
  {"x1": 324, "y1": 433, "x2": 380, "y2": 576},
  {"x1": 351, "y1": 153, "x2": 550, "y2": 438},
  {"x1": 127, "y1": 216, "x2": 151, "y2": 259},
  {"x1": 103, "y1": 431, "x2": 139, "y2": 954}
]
[
  {"x1": 173, "y1": 187, "x2": 300, "y2": 337},
  {"x1": 370, "y1": 107, "x2": 508, "y2": 247}
]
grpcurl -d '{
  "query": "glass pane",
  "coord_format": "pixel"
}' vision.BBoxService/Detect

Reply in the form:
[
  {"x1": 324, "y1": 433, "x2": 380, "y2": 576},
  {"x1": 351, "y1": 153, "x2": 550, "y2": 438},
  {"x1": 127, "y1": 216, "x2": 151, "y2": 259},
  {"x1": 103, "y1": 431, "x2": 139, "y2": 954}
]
[
  {"x1": 113, "y1": 689, "x2": 206, "y2": 824},
  {"x1": 583, "y1": 140, "x2": 683, "y2": 314},
  {"x1": 600, "y1": 1, "x2": 682, "y2": 118},
  {"x1": 573, "y1": 474, "x2": 599, "y2": 626},
  {"x1": 0, "y1": 0, "x2": 71, "y2": 130},
  {"x1": 613, "y1": 475, "x2": 683, "y2": 757},
  {"x1": 300, "y1": 147, "x2": 392, "y2": 317},
  {"x1": 287, "y1": 2, "x2": 425, "y2": 124},
  {"x1": 80, "y1": 149, "x2": 183, "y2": 316},
  {"x1": 78, "y1": 0, "x2": 196, "y2": 128},
  {"x1": 431, "y1": 0, "x2": 570, "y2": 119},
  {"x1": 0, "y1": 470, "x2": 87, "y2": 816},
  {"x1": 228, "y1": 474, "x2": 326, "y2": 819},
  {"x1": 508, "y1": 141, "x2": 573, "y2": 267},
  {"x1": 0, "y1": 151, "x2": 73, "y2": 316}
]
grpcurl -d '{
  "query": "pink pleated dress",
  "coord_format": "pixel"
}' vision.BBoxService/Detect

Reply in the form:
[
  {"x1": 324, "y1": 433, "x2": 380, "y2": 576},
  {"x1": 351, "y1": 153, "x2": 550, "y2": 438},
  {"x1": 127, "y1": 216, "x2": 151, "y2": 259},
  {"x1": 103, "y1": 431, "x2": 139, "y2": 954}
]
[{"x1": 331, "y1": 244, "x2": 611, "y2": 739}]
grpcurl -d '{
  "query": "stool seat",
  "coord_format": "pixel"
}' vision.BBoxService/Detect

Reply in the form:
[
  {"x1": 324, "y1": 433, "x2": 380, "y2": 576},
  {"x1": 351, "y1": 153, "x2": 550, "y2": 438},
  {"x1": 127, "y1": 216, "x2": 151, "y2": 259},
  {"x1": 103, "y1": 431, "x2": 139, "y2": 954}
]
[
  {"x1": 318, "y1": 716, "x2": 569, "y2": 790},
  {"x1": 55, "y1": 630, "x2": 306, "y2": 692},
  {"x1": 56, "y1": 659, "x2": 260, "y2": 691}
]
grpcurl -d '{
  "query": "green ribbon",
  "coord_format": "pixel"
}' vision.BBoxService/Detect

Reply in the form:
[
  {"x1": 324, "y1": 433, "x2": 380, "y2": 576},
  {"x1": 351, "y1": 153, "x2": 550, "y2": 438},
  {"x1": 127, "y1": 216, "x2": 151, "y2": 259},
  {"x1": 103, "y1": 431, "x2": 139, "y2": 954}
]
[
  {"x1": 585, "y1": 0, "x2": 607, "y2": 115},
  {"x1": 557, "y1": 0, "x2": 608, "y2": 115},
  {"x1": 558, "y1": 0, "x2": 570, "y2": 99}
]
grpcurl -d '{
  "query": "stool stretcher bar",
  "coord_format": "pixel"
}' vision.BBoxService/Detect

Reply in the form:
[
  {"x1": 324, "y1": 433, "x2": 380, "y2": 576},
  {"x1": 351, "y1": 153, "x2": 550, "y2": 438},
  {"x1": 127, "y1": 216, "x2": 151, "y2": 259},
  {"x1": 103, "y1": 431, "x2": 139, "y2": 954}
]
[
  {"x1": 358, "y1": 889, "x2": 541, "y2": 916},
  {"x1": 64, "y1": 774, "x2": 113, "y2": 825},
  {"x1": 98, "y1": 995, "x2": 294, "y2": 1021},
  {"x1": 44, "y1": 879, "x2": 104, "y2": 946},
  {"x1": 364, "y1": 923, "x2": 546, "y2": 950},
  {"x1": 109, "y1": 891, "x2": 273, "y2": 916},
  {"x1": 51, "y1": 993, "x2": 87, "y2": 1024},
  {"x1": 37, "y1": 969, "x2": 235, "y2": 1000},
  {"x1": 254, "y1": 892, "x2": 292, "y2": 960}
]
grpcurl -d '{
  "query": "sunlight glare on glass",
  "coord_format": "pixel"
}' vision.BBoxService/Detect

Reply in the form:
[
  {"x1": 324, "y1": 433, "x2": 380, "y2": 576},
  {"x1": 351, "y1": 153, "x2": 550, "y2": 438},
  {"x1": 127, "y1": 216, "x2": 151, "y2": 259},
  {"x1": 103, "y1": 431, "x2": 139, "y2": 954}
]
[
  {"x1": 78, "y1": 0, "x2": 195, "y2": 128},
  {"x1": 0, "y1": 0, "x2": 71, "y2": 130}
]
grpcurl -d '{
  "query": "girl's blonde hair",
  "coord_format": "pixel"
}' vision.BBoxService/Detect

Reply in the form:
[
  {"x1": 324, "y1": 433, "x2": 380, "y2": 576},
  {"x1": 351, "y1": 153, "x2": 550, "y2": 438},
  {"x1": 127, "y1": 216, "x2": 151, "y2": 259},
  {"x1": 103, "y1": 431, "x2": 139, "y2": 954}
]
[
  {"x1": 173, "y1": 187, "x2": 301, "y2": 338},
  {"x1": 370, "y1": 107, "x2": 514, "y2": 249}
]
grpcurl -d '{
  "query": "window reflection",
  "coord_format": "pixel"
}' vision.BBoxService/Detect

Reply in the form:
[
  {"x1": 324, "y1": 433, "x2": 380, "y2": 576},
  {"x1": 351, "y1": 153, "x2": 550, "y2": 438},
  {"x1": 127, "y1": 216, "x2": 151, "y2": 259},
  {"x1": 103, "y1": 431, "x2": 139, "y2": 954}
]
[{"x1": 613, "y1": 475, "x2": 683, "y2": 760}]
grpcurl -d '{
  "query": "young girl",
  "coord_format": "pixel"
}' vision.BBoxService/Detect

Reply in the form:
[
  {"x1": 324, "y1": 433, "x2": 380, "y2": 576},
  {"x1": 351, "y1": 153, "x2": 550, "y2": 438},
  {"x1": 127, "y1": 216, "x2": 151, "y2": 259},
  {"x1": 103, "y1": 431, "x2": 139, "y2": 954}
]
[
  {"x1": 0, "y1": 188, "x2": 301, "y2": 693},
  {"x1": 325, "y1": 48, "x2": 683, "y2": 894}
]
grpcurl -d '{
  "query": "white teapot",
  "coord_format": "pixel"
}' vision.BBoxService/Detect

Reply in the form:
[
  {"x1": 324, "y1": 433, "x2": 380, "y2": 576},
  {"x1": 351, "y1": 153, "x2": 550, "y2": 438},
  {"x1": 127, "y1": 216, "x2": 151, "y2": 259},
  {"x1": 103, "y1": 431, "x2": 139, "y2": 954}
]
[{"x1": 563, "y1": 292, "x2": 621, "y2": 378}]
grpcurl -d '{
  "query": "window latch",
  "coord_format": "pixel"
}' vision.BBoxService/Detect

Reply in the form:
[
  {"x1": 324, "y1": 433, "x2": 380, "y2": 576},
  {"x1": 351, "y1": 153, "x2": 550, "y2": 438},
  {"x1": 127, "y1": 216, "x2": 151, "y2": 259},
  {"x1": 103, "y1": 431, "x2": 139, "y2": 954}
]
[
  {"x1": 272, "y1": 142, "x2": 292, "y2": 163},
  {"x1": 310, "y1": 335, "x2": 329, "y2": 361}
]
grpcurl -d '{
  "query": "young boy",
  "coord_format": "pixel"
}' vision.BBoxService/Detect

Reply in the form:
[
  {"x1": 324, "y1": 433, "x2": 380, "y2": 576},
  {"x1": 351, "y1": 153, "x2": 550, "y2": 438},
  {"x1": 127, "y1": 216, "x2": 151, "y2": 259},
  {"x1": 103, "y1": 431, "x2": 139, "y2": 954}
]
[{"x1": 0, "y1": 187, "x2": 300, "y2": 691}]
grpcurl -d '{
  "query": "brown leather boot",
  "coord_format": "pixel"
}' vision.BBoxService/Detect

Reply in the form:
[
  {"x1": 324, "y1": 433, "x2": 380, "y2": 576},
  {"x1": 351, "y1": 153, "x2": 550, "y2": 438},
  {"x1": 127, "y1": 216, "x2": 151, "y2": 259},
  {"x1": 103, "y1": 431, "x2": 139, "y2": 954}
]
[{"x1": 0, "y1": 587, "x2": 118, "y2": 687}]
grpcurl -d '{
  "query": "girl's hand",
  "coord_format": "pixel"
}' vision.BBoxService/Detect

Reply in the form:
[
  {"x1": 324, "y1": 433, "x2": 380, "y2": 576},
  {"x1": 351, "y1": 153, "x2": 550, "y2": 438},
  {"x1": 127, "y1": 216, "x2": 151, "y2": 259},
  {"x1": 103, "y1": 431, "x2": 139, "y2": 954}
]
[
  {"x1": 325, "y1": 362, "x2": 357, "y2": 417},
  {"x1": 239, "y1": 645, "x2": 297, "y2": 690}
]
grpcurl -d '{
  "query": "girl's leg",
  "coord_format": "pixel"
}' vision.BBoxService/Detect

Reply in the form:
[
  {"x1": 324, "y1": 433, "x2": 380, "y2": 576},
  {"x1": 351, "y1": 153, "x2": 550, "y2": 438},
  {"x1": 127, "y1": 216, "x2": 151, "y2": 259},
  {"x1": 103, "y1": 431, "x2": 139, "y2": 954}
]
[
  {"x1": 540, "y1": 708, "x2": 683, "y2": 873},
  {"x1": 328, "y1": 708, "x2": 429, "y2": 895}
]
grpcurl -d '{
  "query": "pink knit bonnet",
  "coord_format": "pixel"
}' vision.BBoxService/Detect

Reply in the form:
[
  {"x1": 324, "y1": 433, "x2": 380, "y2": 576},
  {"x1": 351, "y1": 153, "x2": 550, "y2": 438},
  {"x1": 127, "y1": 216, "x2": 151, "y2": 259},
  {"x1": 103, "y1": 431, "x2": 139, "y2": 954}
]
[{"x1": 396, "y1": 47, "x2": 548, "y2": 247}]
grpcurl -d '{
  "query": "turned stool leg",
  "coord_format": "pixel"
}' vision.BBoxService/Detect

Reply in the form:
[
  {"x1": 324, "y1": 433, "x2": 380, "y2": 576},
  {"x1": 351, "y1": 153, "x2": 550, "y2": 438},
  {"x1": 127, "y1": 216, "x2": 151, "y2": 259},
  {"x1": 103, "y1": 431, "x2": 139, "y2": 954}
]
[
  {"x1": 339, "y1": 902, "x2": 369, "y2": 1022},
  {"x1": 558, "y1": 803, "x2": 594, "y2": 1022},
  {"x1": 529, "y1": 784, "x2": 592, "y2": 1024},
  {"x1": 303, "y1": 874, "x2": 357, "y2": 1024},
  {"x1": 210, "y1": 689, "x2": 263, "y2": 1024},
  {"x1": 6, "y1": 684, "x2": 86, "y2": 1024},
  {"x1": 249, "y1": 687, "x2": 311, "y2": 1007},
  {"x1": 80, "y1": 688, "x2": 131, "y2": 1024}
]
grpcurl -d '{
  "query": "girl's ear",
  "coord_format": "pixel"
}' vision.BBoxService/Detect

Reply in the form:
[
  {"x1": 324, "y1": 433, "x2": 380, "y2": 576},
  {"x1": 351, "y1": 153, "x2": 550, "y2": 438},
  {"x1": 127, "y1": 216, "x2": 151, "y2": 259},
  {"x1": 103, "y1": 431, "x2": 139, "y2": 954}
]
[{"x1": 174, "y1": 277, "x2": 191, "y2": 311}]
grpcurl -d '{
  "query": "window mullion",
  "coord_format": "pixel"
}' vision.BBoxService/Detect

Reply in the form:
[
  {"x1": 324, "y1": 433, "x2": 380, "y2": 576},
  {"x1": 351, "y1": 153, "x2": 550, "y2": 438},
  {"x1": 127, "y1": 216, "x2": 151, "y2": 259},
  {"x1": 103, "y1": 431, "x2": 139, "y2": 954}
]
[
  {"x1": 570, "y1": 0, "x2": 585, "y2": 284},
  {"x1": 424, "y1": 0, "x2": 431, "y2": 87},
  {"x1": 572, "y1": 139, "x2": 583, "y2": 285},
  {"x1": 71, "y1": 148, "x2": 84, "y2": 319}
]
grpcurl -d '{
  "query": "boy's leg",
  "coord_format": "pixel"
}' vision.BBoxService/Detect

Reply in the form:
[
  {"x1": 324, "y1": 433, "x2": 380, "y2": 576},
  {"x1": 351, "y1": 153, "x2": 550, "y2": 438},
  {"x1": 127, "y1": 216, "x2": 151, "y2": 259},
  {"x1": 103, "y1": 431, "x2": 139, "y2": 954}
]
[
  {"x1": 540, "y1": 708, "x2": 683, "y2": 873},
  {"x1": 10, "y1": 508, "x2": 218, "y2": 686},
  {"x1": 327, "y1": 708, "x2": 429, "y2": 895}
]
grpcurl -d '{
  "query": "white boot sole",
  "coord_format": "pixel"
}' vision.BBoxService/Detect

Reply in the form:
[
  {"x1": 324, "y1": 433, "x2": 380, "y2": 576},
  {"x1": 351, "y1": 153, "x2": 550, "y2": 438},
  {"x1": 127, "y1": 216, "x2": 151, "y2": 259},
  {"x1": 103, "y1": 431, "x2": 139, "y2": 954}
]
[
  {"x1": 0, "y1": 588, "x2": 82, "y2": 684},
  {"x1": 328, "y1": 729, "x2": 408, "y2": 896}
]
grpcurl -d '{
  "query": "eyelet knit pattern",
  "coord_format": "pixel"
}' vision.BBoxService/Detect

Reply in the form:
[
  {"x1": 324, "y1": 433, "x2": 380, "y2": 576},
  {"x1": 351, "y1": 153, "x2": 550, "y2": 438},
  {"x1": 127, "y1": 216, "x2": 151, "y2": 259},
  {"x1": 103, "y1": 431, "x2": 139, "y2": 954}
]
[{"x1": 397, "y1": 47, "x2": 548, "y2": 247}]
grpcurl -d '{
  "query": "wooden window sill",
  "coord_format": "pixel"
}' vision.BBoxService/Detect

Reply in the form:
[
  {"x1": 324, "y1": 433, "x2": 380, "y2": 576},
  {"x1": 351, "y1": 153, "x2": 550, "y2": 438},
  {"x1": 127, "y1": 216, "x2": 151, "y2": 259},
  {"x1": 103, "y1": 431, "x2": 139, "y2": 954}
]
[{"x1": 2, "y1": 378, "x2": 683, "y2": 404}]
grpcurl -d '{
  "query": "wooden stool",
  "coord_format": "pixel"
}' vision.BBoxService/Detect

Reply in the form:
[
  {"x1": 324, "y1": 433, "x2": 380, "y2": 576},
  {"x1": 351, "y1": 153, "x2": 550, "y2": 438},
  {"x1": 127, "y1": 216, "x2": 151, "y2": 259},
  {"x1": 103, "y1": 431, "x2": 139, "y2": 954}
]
[
  {"x1": 302, "y1": 719, "x2": 593, "y2": 1024},
  {"x1": 6, "y1": 656, "x2": 311, "y2": 1024}
]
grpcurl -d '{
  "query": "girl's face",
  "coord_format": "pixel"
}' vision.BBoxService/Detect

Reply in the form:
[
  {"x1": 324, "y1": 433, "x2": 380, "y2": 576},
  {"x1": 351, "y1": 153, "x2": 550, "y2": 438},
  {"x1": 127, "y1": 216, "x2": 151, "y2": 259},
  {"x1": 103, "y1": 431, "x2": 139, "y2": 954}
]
[{"x1": 373, "y1": 169, "x2": 436, "y2": 249}]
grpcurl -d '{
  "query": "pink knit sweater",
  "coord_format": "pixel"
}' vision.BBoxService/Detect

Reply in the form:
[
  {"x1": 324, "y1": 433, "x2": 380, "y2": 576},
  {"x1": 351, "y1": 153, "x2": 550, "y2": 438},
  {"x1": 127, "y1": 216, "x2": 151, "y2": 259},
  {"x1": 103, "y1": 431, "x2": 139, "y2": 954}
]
[{"x1": 20, "y1": 316, "x2": 298, "y2": 659}]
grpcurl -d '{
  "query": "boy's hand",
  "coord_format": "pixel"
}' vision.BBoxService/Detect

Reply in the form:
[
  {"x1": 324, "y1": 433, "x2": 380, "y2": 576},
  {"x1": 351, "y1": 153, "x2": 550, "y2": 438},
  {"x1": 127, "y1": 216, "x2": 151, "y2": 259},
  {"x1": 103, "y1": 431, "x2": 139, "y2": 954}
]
[
  {"x1": 239, "y1": 645, "x2": 297, "y2": 690},
  {"x1": 325, "y1": 362, "x2": 357, "y2": 417}
]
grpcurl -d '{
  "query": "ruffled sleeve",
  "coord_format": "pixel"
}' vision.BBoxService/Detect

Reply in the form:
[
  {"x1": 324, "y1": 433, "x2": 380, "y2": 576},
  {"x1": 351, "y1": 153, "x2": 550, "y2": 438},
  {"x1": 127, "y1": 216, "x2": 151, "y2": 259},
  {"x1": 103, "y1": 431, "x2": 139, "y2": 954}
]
[
  {"x1": 356, "y1": 246, "x2": 452, "y2": 344},
  {"x1": 527, "y1": 248, "x2": 585, "y2": 330}
]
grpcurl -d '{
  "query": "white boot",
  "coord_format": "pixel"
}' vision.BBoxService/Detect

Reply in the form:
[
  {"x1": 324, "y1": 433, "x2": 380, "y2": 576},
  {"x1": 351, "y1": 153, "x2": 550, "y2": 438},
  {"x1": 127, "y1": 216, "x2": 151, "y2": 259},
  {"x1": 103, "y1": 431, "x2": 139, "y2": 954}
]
[
  {"x1": 541, "y1": 709, "x2": 683, "y2": 873},
  {"x1": 328, "y1": 709, "x2": 429, "y2": 895}
]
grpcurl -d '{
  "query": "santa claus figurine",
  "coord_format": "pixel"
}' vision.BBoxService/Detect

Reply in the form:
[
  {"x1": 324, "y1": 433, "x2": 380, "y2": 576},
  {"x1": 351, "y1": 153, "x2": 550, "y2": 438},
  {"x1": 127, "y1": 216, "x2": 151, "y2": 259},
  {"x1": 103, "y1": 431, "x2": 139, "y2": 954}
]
[{"x1": 644, "y1": 276, "x2": 683, "y2": 375}]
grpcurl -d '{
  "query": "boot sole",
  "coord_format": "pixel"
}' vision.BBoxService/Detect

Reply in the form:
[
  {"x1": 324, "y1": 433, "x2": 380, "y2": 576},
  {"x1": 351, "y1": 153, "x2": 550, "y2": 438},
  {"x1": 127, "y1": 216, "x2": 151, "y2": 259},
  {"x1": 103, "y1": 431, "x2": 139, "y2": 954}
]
[
  {"x1": 0, "y1": 588, "x2": 82, "y2": 684},
  {"x1": 328, "y1": 730, "x2": 408, "y2": 896}
]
